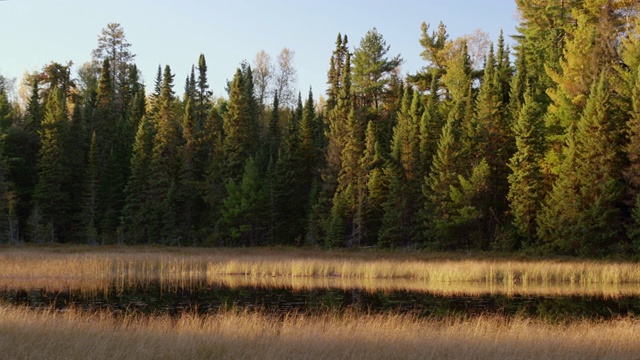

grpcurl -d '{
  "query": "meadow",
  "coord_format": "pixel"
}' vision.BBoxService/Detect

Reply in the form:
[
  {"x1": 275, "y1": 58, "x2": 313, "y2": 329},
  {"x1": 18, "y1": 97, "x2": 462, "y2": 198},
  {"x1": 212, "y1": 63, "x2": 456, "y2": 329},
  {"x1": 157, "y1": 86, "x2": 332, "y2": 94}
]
[
  {"x1": 1, "y1": 245, "x2": 640, "y2": 359},
  {"x1": 1, "y1": 305, "x2": 639, "y2": 359}
]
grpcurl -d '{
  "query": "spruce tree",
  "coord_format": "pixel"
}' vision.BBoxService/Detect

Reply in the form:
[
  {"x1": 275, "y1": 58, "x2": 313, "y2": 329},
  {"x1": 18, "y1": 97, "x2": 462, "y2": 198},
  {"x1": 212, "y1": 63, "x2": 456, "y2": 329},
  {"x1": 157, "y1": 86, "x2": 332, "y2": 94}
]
[
  {"x1": 195, "y1": 54, "x2": 211, "y2": 129},
  {"x1": 220, "y1": 157, "x2": 267, "y2": 246},
  {"x1": 379, "y1": 87, "x2": 422, "y2": 247},
  {"x1": 121, "y1": 115, "x2": 154, "y2": 244},
  {"x1": 507, "y1": 88, "x2": 545, "y2": 246},
  {"x1": 423, "y1": 116, "x2": 459, "y2": 248},
  {"x1": 626, "y1": 68, "x2": 640, "y2": 248},
  {"x1": 81, "y1": 132, "x2": 99, "y2": 244},
  {"x1": 33, "y1": 88, "x2": 69, "y2": 242},
  {"x1": 360, "y1": 120, "x2": 385, "y2": 245},
  {"x1": 176, "y1": 100, "x2": 200, "y2": 243},
  {"x1": 538, "y1": 74, "x2": 623, "y2": 255},
  {"x1": 147, "y1": 65, "x2": 181, "y2": 243},
  {"x1": 223, "y1": 66, "x2": 260, "y2": 181}
]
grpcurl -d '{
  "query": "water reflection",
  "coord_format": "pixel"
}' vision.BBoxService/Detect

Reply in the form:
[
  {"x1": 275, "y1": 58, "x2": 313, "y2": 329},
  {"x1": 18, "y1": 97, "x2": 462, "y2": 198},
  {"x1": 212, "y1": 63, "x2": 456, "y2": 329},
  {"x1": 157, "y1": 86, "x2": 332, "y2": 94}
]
[{"x1": 2, "y1": 278, "x2": 640, "y2": 321}]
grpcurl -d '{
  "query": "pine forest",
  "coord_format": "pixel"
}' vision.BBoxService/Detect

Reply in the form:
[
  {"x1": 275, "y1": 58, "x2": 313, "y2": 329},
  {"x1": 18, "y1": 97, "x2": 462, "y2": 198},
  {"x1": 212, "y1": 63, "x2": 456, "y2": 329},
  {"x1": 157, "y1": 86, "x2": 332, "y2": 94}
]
[{"x1": 1, "y1": 0, "x2": 640, "y2": 257}]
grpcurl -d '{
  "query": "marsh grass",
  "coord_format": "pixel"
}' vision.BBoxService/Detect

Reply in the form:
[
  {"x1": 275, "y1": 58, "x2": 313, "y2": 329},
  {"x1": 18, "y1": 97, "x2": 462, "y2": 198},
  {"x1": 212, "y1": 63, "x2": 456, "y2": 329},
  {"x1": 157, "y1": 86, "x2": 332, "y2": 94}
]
[
  {"x1": 2, "y1": 245, "x2": 640, "y2": 297},
  {"x1": 0, "y1": 304, "x2": 638, "y2": 360}
]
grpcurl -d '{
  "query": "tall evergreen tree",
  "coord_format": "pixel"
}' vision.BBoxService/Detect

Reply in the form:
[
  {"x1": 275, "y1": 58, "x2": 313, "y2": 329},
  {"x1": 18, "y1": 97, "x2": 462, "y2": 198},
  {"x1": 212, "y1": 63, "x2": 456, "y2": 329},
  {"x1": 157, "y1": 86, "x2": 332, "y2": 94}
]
[
  {"x1": 195, "y1": 54, "x2": 211, "y2": 129},
  {"x1": 81, "y1": 132, "x2": 99, "y2": 244},
  {"x1": 507, "y1": 88, "x2": 545, "y2": 246},
  {"x1": 352, "y1": 27, "x2": 402, "y2": 110},
  {"x1": 32, "y1": 88, "x2": 69, "y2": 242},
  {"x1": 147, "y1": 65, "x2": 181, "y2": 243},
  {"x1": 220, "y1": 157, "x2": 267, "y2": 245},
  {"x1": 121, "y1": 115, "x2": 154, "y2": 244},
  {"x1": 223, "y1": 66, "x2": 260, "y2": 181},
  {"x1": 379, "y1": 88, "x2": 422, "y2": 247},
  {"x1": 538, "y1": 74, "x2": 623, "y2": 255}
]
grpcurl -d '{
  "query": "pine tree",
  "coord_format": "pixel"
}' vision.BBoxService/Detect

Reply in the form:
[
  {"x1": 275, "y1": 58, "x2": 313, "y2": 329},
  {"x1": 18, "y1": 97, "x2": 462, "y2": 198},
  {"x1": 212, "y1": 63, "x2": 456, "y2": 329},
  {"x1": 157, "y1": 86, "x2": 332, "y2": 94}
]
[
  {"x1": 408, "y1": 21, "x2": 449, "y2": 91},
  {"x1": 352, "y1": 27, "x2": 402, "y2": 109},
  {"x1": 91, "y1": 23, "x2": 135, "y2": 113}
]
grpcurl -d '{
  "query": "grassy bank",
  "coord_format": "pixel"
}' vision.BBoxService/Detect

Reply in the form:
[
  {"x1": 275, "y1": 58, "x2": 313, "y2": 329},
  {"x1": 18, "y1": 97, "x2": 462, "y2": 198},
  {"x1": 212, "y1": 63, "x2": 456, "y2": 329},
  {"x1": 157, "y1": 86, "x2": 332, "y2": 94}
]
[{"x1": 0, "y1": 305, "x2": 638, "y2": 360}]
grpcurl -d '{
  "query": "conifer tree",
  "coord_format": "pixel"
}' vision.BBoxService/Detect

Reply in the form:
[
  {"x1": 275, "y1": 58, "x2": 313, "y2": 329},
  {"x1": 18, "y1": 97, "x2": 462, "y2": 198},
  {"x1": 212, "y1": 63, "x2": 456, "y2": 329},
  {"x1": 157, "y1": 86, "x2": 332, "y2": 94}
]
[
  {"x1": 352, "y1": 27, "x2": 402, "y2": 109},
  {"x1": 378, "y1": 88, "x2": 422, "y2": 247},
  {"x1": 195, "y1": 54, "x2": 211, "y2": 129},
  {"x1": 419, "y1": 77, "x2": 442, "y2": 175},
  {"x1": 625, "y1": 69, "x2": 640, "y2": 247},
  {"x1": 536, "y1": 126, "x2": 581, "y2": 254},
  {"x1": 80, "y1": 132, "x2": 98, "y2": 244},
  {"x1": 176, "y1": 100, "x2": 200, "y2": 243},
  {"x1": 33, "y1": 88, "x2": 69, "y2": 242},
  {"x1": 507, "y1": 88, "x2": 545, "y2": 246},
  {"x1": 473, "y1": 44, "x2": 513, "y2": 235},
  {"x1": 360, "y1": 120, "x2": 385, "y2": 245},
  {"x1": 147, "y1": 65, "x2": 181, "y2": 243},
  {"x1": 3, "y1": 77, "x2": 41, "y2": 239},
  {"x1": 220, "y1": 157, "x2": 267, "y2": 245},
  {"x1": 335, "y1": 107, "x2": 366, "y2": 246},
  {"x1": 423, "y1": 117, "x2": 459, "y2": 248},
  {"x1": 538, "y1": 74, "x2": 623, "y2": 255},
  {"x1": 223, "y1": 66, "x2": 260, "y2": 181},
  {"x1": 309, "y1": 41, "x2": 352, "y2": 245},
  {"x1": 121, "y1": 115, "x2": 154, "y2": 244}
]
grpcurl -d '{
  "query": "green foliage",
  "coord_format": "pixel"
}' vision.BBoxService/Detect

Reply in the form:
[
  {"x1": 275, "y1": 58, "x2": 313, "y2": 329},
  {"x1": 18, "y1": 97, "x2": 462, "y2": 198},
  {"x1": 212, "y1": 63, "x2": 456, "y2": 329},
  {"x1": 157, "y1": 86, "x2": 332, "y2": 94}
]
[
  {"x1": 33, "y1": 88, "x2": 70, "y2": 242},
  {"x1": 507, "y1": 89, "x2": 545, "y2": 246},
  {"x1": 6, "y1": 16, "x2": 640, "y2": 255},
  {"x1": 352, "y1": 27, "x2": 402, "y2": 109},
  {"x1": 223, "y1": 66, "x2": 260, "y2": 181},
  {"x1": 220, "y1": 157, "x2": 267, "y2": 246},
  {"x1": 538, "y1": 75, "x2": 623, "y2": 255}
]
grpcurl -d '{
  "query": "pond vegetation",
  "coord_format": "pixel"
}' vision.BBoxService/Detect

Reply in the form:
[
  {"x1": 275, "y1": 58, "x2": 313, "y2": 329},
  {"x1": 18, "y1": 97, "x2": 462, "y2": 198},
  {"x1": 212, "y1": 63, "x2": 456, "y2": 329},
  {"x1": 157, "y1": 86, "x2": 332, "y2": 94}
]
[{"x1": 2, "y1": 246, "x2": 640, "y2": 359}]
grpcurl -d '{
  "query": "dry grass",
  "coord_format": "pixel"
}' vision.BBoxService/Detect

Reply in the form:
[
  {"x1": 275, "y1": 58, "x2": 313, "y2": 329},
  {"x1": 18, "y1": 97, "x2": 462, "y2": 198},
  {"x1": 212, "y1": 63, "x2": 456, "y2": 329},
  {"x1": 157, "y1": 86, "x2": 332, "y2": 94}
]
[
  {"x1": 2, "y1": 245, "x2": 640, "y2": 297},
  {"x1": 0, "y1": 305, "x2": 638, "y2": 360}
]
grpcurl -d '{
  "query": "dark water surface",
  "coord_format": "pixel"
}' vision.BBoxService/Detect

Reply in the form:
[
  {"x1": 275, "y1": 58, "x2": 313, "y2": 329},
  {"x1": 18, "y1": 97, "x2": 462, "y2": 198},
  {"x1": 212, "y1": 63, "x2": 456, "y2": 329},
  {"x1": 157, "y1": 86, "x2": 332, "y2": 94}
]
[{"x1": 2, "y1": 280, "x2": 640, "y2": 321}]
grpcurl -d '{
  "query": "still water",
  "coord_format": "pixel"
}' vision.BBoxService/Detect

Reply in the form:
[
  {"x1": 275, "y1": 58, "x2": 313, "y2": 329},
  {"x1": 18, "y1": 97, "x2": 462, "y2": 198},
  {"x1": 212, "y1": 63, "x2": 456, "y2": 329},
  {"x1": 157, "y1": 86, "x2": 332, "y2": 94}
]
[{"x1": 2, "y1": 278, "x2": 640, "y2": 321}]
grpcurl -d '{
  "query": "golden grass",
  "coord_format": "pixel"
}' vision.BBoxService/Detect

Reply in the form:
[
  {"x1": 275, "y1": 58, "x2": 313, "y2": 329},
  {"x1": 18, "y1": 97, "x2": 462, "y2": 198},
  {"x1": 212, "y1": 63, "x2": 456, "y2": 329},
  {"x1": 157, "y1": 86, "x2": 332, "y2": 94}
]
[
  {"x1": 0, "y1": 305, "x2": 638, "y2": 360},
  {"x1": 2, "y1": 245, "x2": 640, "y2": 293}
]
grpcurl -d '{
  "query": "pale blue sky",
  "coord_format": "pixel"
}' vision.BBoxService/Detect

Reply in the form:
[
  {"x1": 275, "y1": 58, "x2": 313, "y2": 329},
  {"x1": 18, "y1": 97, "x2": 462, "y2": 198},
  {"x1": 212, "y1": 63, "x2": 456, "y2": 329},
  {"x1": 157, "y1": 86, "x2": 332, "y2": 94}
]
[{"x1": 0, "y1": 0, "x2": 519, "y2": 99}]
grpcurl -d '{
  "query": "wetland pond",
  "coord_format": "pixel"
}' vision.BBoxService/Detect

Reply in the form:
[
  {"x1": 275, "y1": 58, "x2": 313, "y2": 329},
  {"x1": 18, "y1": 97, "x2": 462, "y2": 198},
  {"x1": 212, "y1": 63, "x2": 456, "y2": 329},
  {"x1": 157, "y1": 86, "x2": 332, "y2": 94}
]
[{"x1": 3, "y1": 276, "x2": 640, "y2": 321}]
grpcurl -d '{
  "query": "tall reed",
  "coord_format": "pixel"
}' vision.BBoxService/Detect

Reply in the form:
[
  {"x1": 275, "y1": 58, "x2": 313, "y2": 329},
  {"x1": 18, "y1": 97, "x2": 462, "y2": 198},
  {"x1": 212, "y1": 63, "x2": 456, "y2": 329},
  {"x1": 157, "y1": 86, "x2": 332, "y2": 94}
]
[{"x1": 2, "y1": 246, "x2": 640, "y2": 294}]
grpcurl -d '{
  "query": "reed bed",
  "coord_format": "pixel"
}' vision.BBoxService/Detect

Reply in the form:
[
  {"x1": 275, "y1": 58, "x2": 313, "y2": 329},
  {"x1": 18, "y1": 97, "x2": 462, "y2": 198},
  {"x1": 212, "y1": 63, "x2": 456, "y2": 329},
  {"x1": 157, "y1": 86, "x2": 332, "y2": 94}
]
[
  {"x1": 2, "y1": 246, "x2": 640, "y2": 294},
  {"x1": 0, "y1": 304, "x2": 638, "y2": 360}
]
